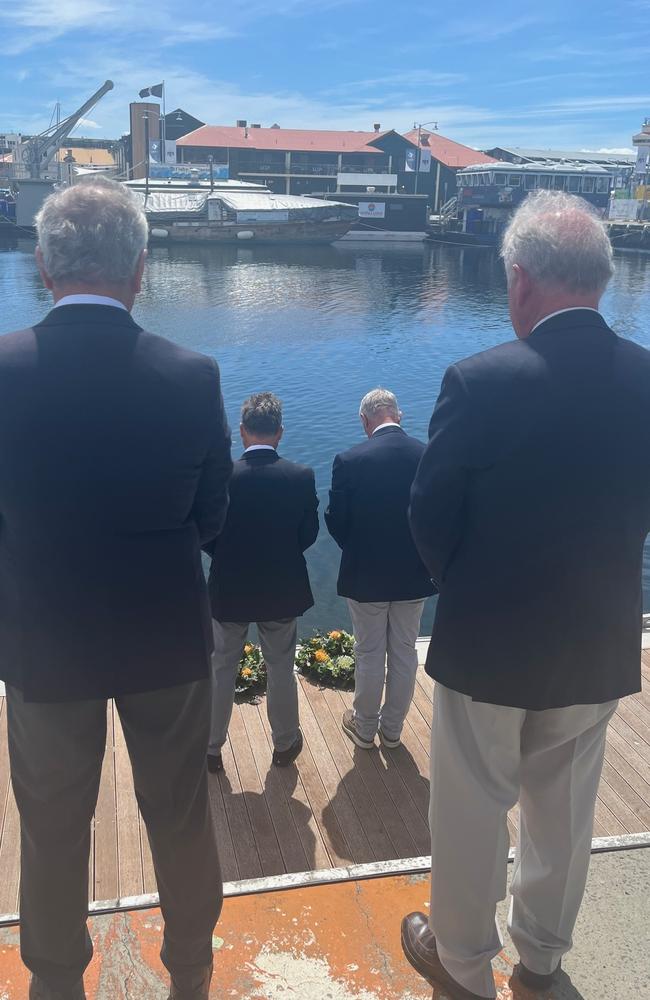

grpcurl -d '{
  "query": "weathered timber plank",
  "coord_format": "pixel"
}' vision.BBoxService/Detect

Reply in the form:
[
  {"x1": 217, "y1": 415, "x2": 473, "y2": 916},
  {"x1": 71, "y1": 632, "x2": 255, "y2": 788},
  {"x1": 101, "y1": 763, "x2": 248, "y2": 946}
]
[
  {"x1": 218, "y1": 731, "x2": 263, "y2": 879},
  {"x1": 93, "y1": 703, "x2": 118, "y2": 901},
  {"x1": 256, "y1": 694, "x2": 334, "y2": 872},
  {"x1": 295, "y1": 679, "x2": 374, "y2": 864},
  {"x1": 303, "y1": 682, "x2": 401, "y2": 861},
  {"x1": 238, "y1": 700, "x2": 310, "y2": 874},
  {"x1": 113, "y1": 708, "x2": 144, "y2": 898},
  {"x1": 227, "y1": 702, "x2": 285, "y2": 877}
]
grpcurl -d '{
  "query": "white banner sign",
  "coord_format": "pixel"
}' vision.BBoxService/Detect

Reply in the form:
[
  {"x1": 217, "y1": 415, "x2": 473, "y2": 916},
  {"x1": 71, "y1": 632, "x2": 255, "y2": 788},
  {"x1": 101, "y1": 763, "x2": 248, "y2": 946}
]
[
  {"x1": 608, "y1": 199, "x2": 640, "y2": 221},
  {"x1": 405, "y1": 148, "x2": 417, "y2": 172},
  {"x1": 419, "y1": 147, "x2": 432, "y2": 172},
  {"x1": 358, "y1": 201, "x2": 386, "y2": 218},
  {"x1": 164, "y1": 140, "x2": 177, "y2": 165}
]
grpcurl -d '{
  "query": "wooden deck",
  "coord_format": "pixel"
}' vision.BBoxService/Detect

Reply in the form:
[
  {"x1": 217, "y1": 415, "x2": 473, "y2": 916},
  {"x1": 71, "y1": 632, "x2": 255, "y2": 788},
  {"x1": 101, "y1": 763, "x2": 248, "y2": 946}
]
[{"x1": 1, "y1": 652, "x2": 650, "y2": 914}]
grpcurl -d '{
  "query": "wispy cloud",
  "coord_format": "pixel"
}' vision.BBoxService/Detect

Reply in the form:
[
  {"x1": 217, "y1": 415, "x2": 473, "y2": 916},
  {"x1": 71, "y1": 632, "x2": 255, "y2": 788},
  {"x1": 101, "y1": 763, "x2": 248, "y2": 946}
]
[{"x1": 440, "y1": 14, "x2": 546, "y2": 43}]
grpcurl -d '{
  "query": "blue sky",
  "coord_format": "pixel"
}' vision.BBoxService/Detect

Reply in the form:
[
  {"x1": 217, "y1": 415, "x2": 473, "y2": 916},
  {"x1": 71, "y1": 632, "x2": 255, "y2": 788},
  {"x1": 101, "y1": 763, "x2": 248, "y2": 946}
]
[{"x1": 1, "y1": 0, "x2": 647, "y2": 151}]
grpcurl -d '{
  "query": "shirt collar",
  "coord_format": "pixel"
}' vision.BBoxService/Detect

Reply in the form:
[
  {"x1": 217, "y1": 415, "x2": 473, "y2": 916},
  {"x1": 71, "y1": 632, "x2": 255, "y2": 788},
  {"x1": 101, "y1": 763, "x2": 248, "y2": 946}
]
[
  {"x1": 372, "y1": 421, "x2": 401, "y2": 435},
  {"x1": 531, "y1": 307, "x2": 601, "y2": 335},
  {"x1": 52, "y1": 294, "x2": 129, "y2": 312},
  {"x1": 243, "y1": 444, "x2": 276, "y2": 454}
]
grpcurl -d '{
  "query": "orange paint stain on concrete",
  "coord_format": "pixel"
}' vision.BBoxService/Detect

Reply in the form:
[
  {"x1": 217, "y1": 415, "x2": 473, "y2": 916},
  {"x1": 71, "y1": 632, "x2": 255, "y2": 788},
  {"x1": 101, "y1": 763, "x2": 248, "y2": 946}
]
[{"x1": 0, "y1": 874, "x2": 545, "y2": 998}]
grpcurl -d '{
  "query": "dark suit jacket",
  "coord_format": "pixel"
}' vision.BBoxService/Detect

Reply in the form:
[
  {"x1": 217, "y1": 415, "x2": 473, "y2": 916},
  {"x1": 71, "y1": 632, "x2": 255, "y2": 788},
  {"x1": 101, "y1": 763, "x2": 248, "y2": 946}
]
[
  {"x1": 0, "y1": 304, "x2": 232, "y2": 702},
  {"x1": 207, "y1": 449, "x2": 319, "y2": 622},
  {"x1": 410, "y1": 309, "x2": 650, "y2": 710},
  {"x1": 325, "y1": 426, "x2": 435, "y2": 603}
]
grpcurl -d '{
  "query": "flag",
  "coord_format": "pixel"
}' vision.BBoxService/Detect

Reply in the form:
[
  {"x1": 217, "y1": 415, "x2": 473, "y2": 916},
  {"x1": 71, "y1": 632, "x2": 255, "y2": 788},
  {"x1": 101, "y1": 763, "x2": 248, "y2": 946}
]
[{"x1": 139, "y1": 83, "x2": 164, "y2": 99}]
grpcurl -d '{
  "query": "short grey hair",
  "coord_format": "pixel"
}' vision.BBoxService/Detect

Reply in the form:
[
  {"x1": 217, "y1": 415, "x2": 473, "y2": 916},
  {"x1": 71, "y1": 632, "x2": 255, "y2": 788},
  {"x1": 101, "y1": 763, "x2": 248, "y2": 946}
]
[
  {"x1": 35, "y1": 177, "x2": 148, "y2": 285},
  {"x1": 501, "y1": 190, "x2": 614, "y2": 294},
  {"x1": 359, "y1": 388, "x2": 399, "y2": 419}
]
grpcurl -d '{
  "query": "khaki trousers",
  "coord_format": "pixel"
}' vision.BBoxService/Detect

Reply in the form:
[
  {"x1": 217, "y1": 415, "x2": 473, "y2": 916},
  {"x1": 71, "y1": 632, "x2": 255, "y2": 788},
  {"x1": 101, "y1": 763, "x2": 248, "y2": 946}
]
[
  {"x1": 347, "y1": 598, "x2": 425, "y2": 742},
  {"x1": 428, "y1": 683, "x2": 617, "y2": 998},
  {"x1": 7, "y1": 680, "x2": 222, "y2": 993}
]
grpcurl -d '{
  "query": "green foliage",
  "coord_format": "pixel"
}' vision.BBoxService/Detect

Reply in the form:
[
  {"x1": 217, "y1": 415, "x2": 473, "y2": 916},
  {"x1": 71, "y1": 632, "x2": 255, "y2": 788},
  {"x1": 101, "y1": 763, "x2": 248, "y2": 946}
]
[
  {"x1": 295, "y1": 629, "x2": 356, "y2": 688},
  {"x1": 235, "y1": 642, "x2": 267, "y2": 693}
]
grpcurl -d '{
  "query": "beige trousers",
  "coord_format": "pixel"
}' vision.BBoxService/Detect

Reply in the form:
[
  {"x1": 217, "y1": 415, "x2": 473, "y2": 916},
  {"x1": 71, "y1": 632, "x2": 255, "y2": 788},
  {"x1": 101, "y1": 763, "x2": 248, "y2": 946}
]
[{"x1": 428, "y1": 682, "x2": 617, "y2": 998}]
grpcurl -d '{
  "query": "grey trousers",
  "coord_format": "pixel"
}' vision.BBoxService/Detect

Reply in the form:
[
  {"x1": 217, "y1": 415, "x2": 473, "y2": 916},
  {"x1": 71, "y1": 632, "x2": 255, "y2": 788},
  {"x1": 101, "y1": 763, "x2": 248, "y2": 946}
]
[
  {"x1": 428, "y1": 682, "x2": 618, "y2": 998},
  {"x1": 347, "y1": 598, "x2": 425, "y2": 742},
  {"x1": 6, "y1": 680, "x2": 222, "y2": 993},
  {"x1": 209, "y1": 618, "x2": 299, "y2": 754}
]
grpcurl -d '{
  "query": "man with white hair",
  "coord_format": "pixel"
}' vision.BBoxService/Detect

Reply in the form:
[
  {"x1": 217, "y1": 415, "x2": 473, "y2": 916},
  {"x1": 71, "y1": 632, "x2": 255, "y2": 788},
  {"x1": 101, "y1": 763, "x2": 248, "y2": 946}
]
[
  {"x1": 401, "y1": 191, "x2": 650, "y2": 998},
  {"x1": 325, "y1": 389, "x2": 434, "y2": 749},
  {"x1": 0, "y1": 178, "x2": 232, "y2": 1000}
]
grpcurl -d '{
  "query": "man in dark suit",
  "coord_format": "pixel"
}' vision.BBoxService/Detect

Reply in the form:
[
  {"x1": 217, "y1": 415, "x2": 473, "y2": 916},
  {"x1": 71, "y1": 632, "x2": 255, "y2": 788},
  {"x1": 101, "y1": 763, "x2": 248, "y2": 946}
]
[
  {"x1": 325, "y1": 389, "x2": 434, "y2": 750},
  {"x1": 207, "y1": 392, "x2": 318, "y2": 772},
  {"x1": 0, "y1": 178, "x2": 232, "y2": 1000},
  {"x1": 401, "y1": 191, "x2": 650, "y2": 999}
]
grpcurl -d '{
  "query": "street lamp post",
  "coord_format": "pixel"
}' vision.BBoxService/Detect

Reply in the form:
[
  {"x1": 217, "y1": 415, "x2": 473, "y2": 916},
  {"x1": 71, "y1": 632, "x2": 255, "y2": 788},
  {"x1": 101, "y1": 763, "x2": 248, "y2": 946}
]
[{"x1": 413, "y1": 120, "x2": 438, "y2": 195}]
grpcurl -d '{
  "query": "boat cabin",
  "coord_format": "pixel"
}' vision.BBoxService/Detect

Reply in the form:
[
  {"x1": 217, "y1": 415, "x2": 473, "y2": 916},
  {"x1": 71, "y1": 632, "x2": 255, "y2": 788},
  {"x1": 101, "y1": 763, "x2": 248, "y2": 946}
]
[{"x1": 455, "y1": 161, "x2": 611, "y2": 237}]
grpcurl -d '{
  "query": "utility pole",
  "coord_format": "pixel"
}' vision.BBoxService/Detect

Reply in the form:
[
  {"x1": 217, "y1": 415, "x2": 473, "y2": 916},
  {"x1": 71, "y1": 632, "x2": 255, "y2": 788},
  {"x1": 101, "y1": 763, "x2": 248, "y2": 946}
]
[{"x1": 143, "y1": 112, "x2": 150, "y2": 204}]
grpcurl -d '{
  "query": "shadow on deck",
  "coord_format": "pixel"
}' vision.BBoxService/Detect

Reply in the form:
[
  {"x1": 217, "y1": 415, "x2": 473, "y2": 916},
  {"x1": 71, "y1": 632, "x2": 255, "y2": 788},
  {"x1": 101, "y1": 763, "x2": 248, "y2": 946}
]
[{"x1": 1, "y1": 650, "x2": 650, "y2": 914}]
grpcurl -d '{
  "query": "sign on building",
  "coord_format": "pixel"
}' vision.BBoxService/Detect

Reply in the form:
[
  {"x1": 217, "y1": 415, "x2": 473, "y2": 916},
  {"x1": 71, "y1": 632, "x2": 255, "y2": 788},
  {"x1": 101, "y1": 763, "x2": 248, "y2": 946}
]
[
  {"x1": 359, "y1": 202, "x2": 386, "y2": 218},
  {"x1": 419, "y1": 148, "x2": 432, "y2": 172}
]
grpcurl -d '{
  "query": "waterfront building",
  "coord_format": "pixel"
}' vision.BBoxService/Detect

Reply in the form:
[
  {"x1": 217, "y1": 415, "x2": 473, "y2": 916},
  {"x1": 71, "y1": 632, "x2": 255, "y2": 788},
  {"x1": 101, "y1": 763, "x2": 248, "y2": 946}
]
[
  {"x1": 484, "y1": 145, "x2": 635, "y2": 189},
  {"x1": 402, "y1": 128, "x2": 496, "y2": 211},
  {"x1": 175, "y1": 122, "x2": 415, "y2": 196}
]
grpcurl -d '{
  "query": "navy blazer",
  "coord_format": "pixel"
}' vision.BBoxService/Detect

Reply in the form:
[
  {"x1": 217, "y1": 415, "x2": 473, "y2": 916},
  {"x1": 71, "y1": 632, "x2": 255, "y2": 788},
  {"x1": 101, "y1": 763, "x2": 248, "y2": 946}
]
[
  {"x1": 410, "y1": 309, "x2": 650, "y2": 710},
  {"x1": 0, "y1": 305, "x2": 232, "y2": 702},
  {"x1": 208, "y1": 449, "x2": 319, "y2": 622},
  {"x1": 325, "y1": 426, "x2": 435, "y2": 603}
]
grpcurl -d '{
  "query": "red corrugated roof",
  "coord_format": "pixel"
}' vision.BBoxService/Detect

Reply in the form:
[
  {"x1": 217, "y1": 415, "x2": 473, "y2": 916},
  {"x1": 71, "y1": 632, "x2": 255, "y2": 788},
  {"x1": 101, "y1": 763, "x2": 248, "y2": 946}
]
[
  {"x1": 402, "y1": 129, "x2": 497, "y2": 169},
  {"x1": 177, "y1": 125, "x2": 400, "y2": 154}
]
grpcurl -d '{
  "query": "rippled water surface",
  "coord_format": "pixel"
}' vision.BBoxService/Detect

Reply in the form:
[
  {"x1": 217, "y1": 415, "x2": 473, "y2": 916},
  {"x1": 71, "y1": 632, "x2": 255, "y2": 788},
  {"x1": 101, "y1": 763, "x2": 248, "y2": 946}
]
[{"x1": 2, "y1": 238, "x2": 650, "y2": 633}]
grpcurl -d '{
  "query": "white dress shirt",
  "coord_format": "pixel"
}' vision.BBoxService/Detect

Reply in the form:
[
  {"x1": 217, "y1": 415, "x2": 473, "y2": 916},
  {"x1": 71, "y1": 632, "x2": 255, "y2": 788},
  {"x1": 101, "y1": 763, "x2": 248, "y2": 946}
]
[
  {"x1": 372, "y1": 421, "x2": 401, "y2": 435},
  {"x1": 52, "y1": 294, "x2": 128, "y2": 311},
  {"x1": 531, "y1": 307, "x2": 600, "y2": 334},
  {"x1": 243, "y1": 445, "x2": 276, "y2": 454}
]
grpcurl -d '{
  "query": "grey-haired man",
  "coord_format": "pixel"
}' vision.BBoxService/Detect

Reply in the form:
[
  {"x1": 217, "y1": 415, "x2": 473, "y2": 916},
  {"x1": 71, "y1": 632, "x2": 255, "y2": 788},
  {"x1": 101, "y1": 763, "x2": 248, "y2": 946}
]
[
  {"x1": 0, "y1": 179, "x2": 232, "y2": 1000},
  {"x1": 325, "y1": 389, "x2": 434, "y2": 750},
  {"x1": 402, "y1": 192, "x2": 650, "y2": 998}
]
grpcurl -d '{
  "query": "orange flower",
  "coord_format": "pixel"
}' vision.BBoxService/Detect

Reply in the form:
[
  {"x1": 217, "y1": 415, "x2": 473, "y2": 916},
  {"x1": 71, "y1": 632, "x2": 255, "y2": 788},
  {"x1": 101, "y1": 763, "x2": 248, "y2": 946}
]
[
  {"x1": 314, "y1": 649, "x2": 329, "y2": 663},
  {"x1": 241, "y1": 667, "x2": 253, "y2": 678},
  {"x1": 328, "y1": 630, "x2": 342, "y2": 640},
  {"x1": 244, "y1": 644, "x2": 253, "y2": 655}
]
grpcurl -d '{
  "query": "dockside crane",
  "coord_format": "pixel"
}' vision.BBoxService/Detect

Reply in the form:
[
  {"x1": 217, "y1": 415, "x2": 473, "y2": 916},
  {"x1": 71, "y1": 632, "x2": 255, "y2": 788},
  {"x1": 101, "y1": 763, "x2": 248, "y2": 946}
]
[{"x1": 21, "y1": 80, "x2": 115, "y2": 179}]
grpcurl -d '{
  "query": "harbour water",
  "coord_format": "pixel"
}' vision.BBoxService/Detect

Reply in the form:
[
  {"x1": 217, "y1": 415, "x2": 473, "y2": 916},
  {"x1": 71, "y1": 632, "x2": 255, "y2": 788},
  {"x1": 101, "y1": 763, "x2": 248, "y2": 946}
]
[{"x1": 2, "y1": 238, "x2": 649, "y2": 635}]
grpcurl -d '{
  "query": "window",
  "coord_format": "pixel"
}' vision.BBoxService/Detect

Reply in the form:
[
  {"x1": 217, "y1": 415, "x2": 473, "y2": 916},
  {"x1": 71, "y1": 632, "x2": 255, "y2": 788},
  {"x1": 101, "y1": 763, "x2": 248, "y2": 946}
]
[
  {"x1": 538, "y1": 174, "x2": 551, "y2": 188},
  {"x1": 494, "y1": 172, "x2": 506, "y2": 186},
  {"x1": 596, "y1": 177, "x2": 609, "y2": 193},
  {"x1": 524, "y1": 174, "x2": 536, "y2": 190},
  {"x1": 553, "y1": 175, "x2": 566, "y2": 190},
  {"x1": 582, "y1": 176, "x2": 595, "y2": 193},
  {"x1": 567, "y1": 175, "x2": 580, "y2": 192},
  {"x1": 508, "y1": 174, "x2": 522, "y2": 186}
]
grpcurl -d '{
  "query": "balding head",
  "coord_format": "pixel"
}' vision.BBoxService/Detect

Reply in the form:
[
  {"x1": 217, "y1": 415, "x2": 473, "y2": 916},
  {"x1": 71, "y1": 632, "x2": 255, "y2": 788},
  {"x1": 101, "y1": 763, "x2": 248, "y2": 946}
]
[
  {"x1": 35, "y1": 176, "x2": 149, "y2": 308},
  {"x1": 500, "y1": 190, "x2": 614, "y2": 338}
]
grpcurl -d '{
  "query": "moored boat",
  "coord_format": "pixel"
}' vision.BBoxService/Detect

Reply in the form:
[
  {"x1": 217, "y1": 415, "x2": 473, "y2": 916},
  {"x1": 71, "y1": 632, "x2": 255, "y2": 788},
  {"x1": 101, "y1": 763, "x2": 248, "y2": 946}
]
[{"x1": 127, "y1": 183, "x2": 358, "y2": 244}]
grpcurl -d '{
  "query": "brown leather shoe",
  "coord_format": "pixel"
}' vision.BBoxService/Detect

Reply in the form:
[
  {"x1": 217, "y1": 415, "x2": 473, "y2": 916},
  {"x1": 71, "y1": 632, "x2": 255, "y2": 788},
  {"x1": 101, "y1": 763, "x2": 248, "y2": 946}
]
[
  {"x1": 29, "y1": 977, "x2": 86, "y2": 1000},
  {"x1": 514, "y1": 961, "x2": 561, "y2": 992},
  {"x1": 400, "y1": 912, "x2": 492, "y2": 999},
  {"x1": 168, "y1": 964, "x2": 213, "y2": 1000}
]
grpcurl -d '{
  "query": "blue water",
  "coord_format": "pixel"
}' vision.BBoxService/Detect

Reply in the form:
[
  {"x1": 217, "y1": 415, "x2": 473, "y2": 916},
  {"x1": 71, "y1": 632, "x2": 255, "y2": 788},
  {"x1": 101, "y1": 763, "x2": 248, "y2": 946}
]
[{"x1": 2, "y1": 237, "x2": 649, "y2": 635}]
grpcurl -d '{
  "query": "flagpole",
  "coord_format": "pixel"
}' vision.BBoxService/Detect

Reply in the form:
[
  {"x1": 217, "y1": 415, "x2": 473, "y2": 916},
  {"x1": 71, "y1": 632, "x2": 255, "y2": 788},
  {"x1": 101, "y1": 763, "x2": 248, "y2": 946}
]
[{"x1": 161, "y1": 80, "x2": 166, "y2": 165}]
